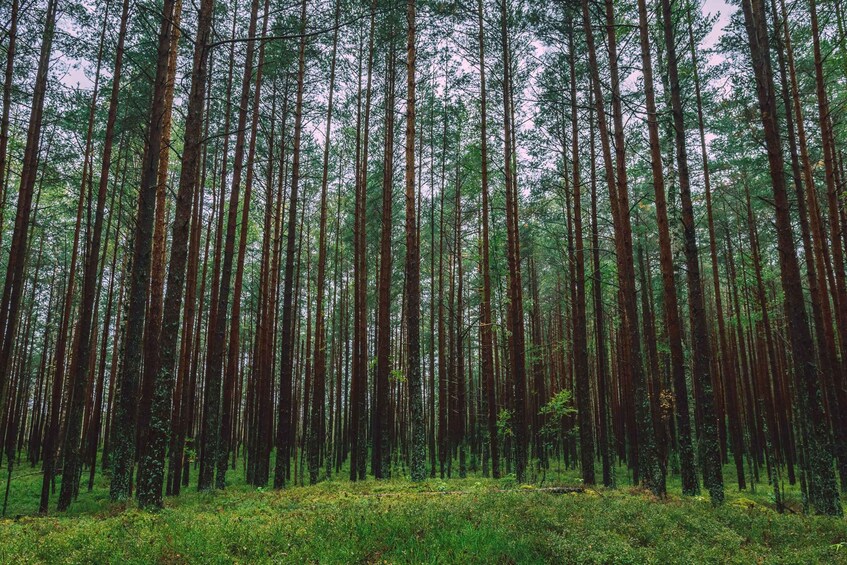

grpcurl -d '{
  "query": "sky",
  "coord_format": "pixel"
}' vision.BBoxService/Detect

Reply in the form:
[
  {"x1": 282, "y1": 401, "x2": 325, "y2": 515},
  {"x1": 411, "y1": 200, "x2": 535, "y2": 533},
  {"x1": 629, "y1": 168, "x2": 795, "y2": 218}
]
[
  {"x1": 703, "y1": 0, "x2": 733, "y2": 43},
  {"x1": 702, "y1": 0, "x2": 734, "y2": 60}
]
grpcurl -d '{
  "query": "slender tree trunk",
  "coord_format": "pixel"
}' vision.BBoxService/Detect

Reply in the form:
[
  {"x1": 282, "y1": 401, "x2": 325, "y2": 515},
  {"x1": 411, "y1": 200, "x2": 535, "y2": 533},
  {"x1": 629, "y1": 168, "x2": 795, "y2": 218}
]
[
  {"x1": 477, "y1": 0, "x2": 499, "y2": 480},
  {"x1": 437, "y1": 104, "x2": 448, "y2": 478},
  {"x1": 809, "y1": 0, "x2": 847, "y2": 399},
  {"x1": 567, "y1": 19, "x2": 595, "y2": 486},
  {"x1": 0, "y1": 0, "x2": 18, "y2": 247},
  {"x1": 88, "y1": 181, "x2": 125, "y2": 492},
  {"x1": 635, "y1": 0, "x2": 697, "y2": 496},
  {"x1": 199, "y1": 2, "x2": 238, "y2": 490},
  {"x1": 274, "y1": 0, "x2": 308, "y2": 489},
  {"x1": 219, "y1": 0, "x2": 270, "y2": 488},
  {"x1": 109, "y1": 0, "x2": 178, "y2": 501},
  {"x1": 405, "y1": 0, "x2": 425, "y2": 482},
  {"x1": 686, "y1": 0, "x2": 746, "y2": 494},
  {"x1": 775, "y1": 0, "x2": 847, "y2": 485},
  {"x1": 739, "y1": 0, "x2": 841, "y2": 516},
  {"x1": 138, "y1": 0, "x2": 183, "y2": 467},
  {"x1": 660, "y1": 0, "x2": 723, "y2": 504},
  {"x1": 0, "y1": 0, "x2": 58, "y2": 511},
  {"x1": 136, "y1": 0, "x2": 214, "y2": 508},
  {"x1": 58, "y1": 0, "x2": 130, "y2": 511},
  {"x1": 199, "y1": 0, "x2": 260, "y2": 491},
  {"x1": 350, "y1": 2, "x2": 376, "y2": 482},
  {"x1": 499, "y1": 0, "x2": 528, "y2": 484},
  {"x1": 375, "y1": 20, "x2": 397, "y2": 480},
  {"x1": 308, "y1": 3, "x2": 340, "y2": 485},
  {"x1": 587, "y1": 88, "x2": 612, "y2": 487},
  {"x1": 582, "y1": 0, "x2": 664, "y2": 494}
]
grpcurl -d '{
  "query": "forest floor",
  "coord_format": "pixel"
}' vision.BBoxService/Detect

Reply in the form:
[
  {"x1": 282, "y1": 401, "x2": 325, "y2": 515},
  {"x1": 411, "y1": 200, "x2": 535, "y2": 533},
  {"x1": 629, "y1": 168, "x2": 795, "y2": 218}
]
[{"x1": 0, "y1": 461, "x2": 846, "y2": 564}]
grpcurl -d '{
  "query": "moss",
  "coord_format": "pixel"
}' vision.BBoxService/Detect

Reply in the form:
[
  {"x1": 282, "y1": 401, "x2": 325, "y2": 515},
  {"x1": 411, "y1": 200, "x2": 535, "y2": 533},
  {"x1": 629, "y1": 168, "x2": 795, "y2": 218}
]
[{"x1": 1, "y1": 464, "x2": 846, "y2": 563}]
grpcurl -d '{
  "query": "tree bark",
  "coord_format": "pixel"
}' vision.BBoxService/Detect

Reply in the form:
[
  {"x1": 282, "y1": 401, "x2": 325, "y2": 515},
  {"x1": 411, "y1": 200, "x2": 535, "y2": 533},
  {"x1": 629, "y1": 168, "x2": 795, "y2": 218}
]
[
  {"x1": 58, "y1": 0, "x2": 129, "y2": 511},
  {"x1": 274, "y1": 0, "x2": 309, "y2": 488},
  {"x1": 109, "y1": 0, "x2": 178, "y2": 501},
  {"x1": 499, "y1": 0, "x2": 528, "y2": 484},
  {"x1": 739, "y1": 0, "x2": 841, "y2": 516},
  {"x1": 660, "y1": 0, "x2": 724, "y2": 503},
  {"x1": 405, "y1": 0, "x2": 425, "y2": 482},
  {"x1": 477, "y1": 0, "x2": 499, "y2": 480},
  {"x1": 136, "y1": 0, "x2": 214, "y2": 508},
  {"x1": 635, "y1": 0, "x2": 697, "y2": 496},
  {"x1": 582, "y1": 0, "x2": 664, "y2": 494},
  {"x1": 567, "y1": 18, "x2": 595, "y2": 486},
  {"x1": 308, "y1": 2, "x2": 340, "y2": 485}
]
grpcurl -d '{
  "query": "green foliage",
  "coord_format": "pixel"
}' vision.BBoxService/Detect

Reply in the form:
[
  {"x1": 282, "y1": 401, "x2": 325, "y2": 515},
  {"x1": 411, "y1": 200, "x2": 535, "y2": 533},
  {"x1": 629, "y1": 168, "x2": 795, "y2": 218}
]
[
  {"x1": 539, "y1": 389, "x2": 577, "y2": 420},
  {"x1": 498, "y1": 473, "x2": 518, "y2": 490},
  {"x1": 539, "y1": 389, "x2": 577, "y2": 442},
  {"x1": 184, "y1": 441, "x2": 197, "y2": 465},
  {"x1": 497, "y1": 408, "x2": 513, "y2": 439},
  {"x1": 1, "y1": 468, "x2": 845, "y2": 564}
]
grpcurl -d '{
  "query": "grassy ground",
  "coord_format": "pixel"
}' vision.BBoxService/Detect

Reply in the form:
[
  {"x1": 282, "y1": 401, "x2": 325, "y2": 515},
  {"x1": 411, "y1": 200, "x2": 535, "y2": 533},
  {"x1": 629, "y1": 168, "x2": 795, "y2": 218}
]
[{"x1": 1, "y1": 461, "x2": 846, "y2": 564}]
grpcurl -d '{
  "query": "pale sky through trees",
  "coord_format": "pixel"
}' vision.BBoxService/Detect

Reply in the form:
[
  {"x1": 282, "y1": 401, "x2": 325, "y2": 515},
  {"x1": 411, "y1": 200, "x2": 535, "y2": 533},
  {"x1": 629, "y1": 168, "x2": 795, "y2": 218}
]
[{"x1": 60, "y1": 0, "x2": 734, "y2": 88}]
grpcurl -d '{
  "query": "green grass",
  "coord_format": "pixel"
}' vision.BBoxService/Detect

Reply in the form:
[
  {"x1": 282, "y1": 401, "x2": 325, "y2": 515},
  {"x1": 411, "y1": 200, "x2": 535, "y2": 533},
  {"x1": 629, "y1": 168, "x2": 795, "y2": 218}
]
[{"x1": 1, "y1": 461, "x2": 846, "y2": 564}]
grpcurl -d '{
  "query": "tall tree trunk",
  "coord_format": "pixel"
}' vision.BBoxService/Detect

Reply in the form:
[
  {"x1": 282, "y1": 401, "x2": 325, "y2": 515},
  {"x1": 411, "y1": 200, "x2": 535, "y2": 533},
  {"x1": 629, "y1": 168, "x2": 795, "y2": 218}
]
[
  {"x1": 775, "y1": 0, "x2": 847, "y2": 485},
  {"x1": 0, "y1": 0, "x2": 58, "y2": 511},
  {"x1": 168, "y1": 53, "x2": 215, "y2": 495},
  {"x1": 274, "y1": 0, "x2": 309, "y2": 488},
  {"x1": 809, "y1": 0, "x2": 847, "y2": 402},
  {"x1": 350, "y1": 2, "x2": 376, "y2": 482},
  {"x1": 499, "y1": 0, "x2": 528, "y2": 484},
  {"x1": 109, "y1": 0, "x2": 178, "y2": 501},
  {"x1": 136, "y1": 0, "x2": 214, "y2": 508},
  {"x1": 567, "y1": 19, "x2": 595, "y2": 486},
  {"x1": 199, "y1": 0, "x2": 260, "y2": 491},
  {"x1": 660, "y1": 0, "x2": 724, "y2": 503},
  {"x1": 219, "y1": 0, "x2": 270, "y2": 488},
  {"x1": 88, "y1": 181, "x2": 125, "y2": 492},
  {"x1": 582, "y1": 0, "x2": 664, "y2": 494},
  {"x1": 199, "y1": 2, "x2": 239, "y2": 490},
  {"x1": 405, "y1": 0, "x2": 425, "y2": 482},
  {"x1": 58, "y1": 0, "x2": 130, "y2": 511},
  {"x1": 477, "y1": 0, "x2": 499, "y2": 480},
  {"x1": 0, "y1": 0, "x2": 18, "y2": 248},
  {"x1": 635, "y1": 0, "x2": 697, "y2": 496},
  {"x1": 686, "y1": 0, "x2": 745, "y2": 494},
  {"x1": 587, "y1": 88, "x2": 612, "y2": 487},
  {"x1": 309, "y1": 3, "x2": 340, "y2": 485},
  {"x1": 739, "y1": 0, "x2": 841, "y2": 516},
  {"x1": 454, "y1": 128, "x2": 467, "y2": 478},
  {"x1": 437, "y1": 103, "x2": 448, "y2": 478},
  {"x1": 138, "y1": 0, "x2": 183, "y2": 467},
  {"x1": 375, "y1": 20, "x2": 397, "y2": 481}
]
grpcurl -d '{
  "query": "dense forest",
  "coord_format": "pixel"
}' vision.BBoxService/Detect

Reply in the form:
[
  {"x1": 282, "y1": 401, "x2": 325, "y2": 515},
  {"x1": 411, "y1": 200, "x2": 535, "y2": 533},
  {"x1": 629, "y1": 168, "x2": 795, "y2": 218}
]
[{"x1": 0, "y1": 0, "x2": 846, "y2": 531}]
